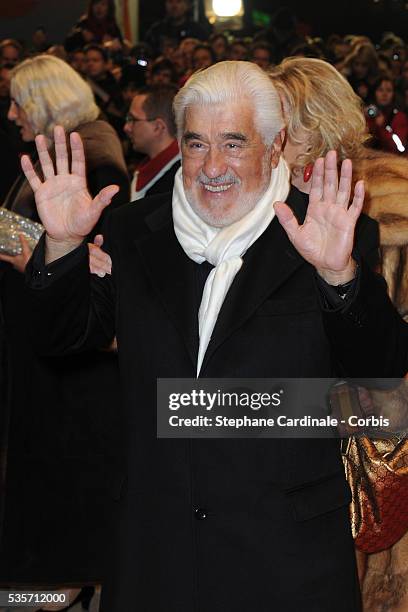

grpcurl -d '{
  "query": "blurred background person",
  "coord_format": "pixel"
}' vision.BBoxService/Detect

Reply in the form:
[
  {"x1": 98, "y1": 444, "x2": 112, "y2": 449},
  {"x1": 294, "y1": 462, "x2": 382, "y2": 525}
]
[
  {"x1": 377, "y1": 52, "x2": 393, "y2": 78},
  {"x1": 0, "y1": 54, "x2": 129, "y2": 593},
  {"x1": 253, "y1": 6, "x2": 302, "y2": 63},
  {"x1": 30, "y1": 26, "x2": 52, "y2": 54},
  {"x1": 366, "y1": 75, "x2": 408, "y2": 154},
  {"x1": 124, "y1": 83, "x2": 180, "y2": 199},
  {"x1": 326, "y1": 33, "x2": 351, "y2": 66},
  {"x1": 120, "y1": 66, "x2": 146, "y2": 107},
  {"x1": 340, "y1": 41, "x2": 380, "y2": 102},
  {"x1": 0, "y1": 38, "x2": 23, "y2": 68},
  {"x1": 178, "y1": 37, "x2": 199, "y2": 73},
  {"x1": 228, "y1": 38, "x2": 248, "y2": 61},
  {"x1": 379, "y1": 32, "x2": 406, "y2": 80},
  {"x1": 209, "y1": 32, "x2": 229, "y2": 62},
  {"x1": 290, "y1": 40, "x2": 325, "y2": 59},
  {"x1": 144, "y1": 0, "x2": 210, "y2": 58},
  {"x1": 397, "y1": 59, "x2": 408, "y2": 95},
  {"x1": 191, "y1": 42, "x2": 215, "y2": 72},
  {"x1": 176, "y1": 36, "x2": 199, "y2": 84},
  {"x1": 148, "y1": 56, "x2": 178, "y2": 85},
  {"x1": 65, "y1": 0, "x2": 123, "y2": 53},
  {"x1": 68, "y1": 47, "x2": 87, "y2": 76},
  {"x1": 84, "y1": 42, "x2": 125, "y2": 133},
  {"x1": 250, "y1": 42, "x2": 274, "y2": 70}
]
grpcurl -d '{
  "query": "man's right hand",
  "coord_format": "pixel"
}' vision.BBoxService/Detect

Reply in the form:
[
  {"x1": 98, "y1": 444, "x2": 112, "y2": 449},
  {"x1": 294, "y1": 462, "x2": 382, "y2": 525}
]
[{"x1": 21, "y1": 125, "x2": 119, "y2": 263}]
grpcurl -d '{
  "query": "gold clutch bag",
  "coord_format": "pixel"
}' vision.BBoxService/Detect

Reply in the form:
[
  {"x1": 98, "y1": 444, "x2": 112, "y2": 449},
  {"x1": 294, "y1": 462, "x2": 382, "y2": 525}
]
[{"x1": 0, "y1": 208, "x2": 43, "y2": 255}]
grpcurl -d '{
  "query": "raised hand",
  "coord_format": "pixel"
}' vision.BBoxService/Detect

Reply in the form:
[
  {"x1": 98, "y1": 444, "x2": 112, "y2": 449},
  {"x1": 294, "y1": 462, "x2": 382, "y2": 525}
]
[
  {"x1": 21, "y1": 126, "x2": 119, "y2": 247},
  {"x1": 274, "y1": 150, "x2": 364, "y2": 284}
]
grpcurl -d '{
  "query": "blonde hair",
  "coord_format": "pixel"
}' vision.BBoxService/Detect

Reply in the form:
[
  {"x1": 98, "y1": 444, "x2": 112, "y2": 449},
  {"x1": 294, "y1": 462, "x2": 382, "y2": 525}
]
[
  {"x1": 10, "y1": 55, "x2": 99, "y2": 139},
  {"x1": 269, "y1": 57, "x2": 369, "y2": 168},
  {"x1": 173, "y1": 60, "x2": 284, "y2": 146}
]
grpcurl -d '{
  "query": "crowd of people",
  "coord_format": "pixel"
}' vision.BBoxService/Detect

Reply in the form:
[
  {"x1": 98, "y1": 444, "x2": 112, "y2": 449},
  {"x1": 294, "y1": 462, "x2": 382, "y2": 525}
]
[
  {"x1": 0, "y1": 1, "x2": 408, "y2": 611},
  {"x1": 1, "y1": 0, "x2": 408, "y2": 203}
]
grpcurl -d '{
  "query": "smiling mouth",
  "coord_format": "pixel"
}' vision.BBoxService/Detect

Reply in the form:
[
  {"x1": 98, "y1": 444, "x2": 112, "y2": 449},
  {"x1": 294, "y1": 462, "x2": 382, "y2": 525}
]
[{"x1": 202, "y1": 183, "x2": 234, "y2": 193}]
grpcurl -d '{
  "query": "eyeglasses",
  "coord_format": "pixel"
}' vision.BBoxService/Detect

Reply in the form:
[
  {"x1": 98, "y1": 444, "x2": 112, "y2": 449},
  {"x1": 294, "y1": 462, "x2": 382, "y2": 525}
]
[{"x1": 125, "y1": 113, "x2": 156, "y2": 124}]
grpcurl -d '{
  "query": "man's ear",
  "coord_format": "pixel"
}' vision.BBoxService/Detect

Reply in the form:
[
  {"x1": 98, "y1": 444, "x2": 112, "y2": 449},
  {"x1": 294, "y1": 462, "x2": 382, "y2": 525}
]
[
  {"x1": 153, "y1": 117, "x2": 167, "y2": 135},
  {"x1": 271, "y1": 129, "x2": 285, "y2": 168}
]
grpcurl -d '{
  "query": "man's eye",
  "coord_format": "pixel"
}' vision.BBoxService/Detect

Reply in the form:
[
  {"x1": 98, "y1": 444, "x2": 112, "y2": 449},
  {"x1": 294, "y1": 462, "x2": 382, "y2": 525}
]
[
  {"x1": 226, "y1": 142, "x2": 241, "y2": 149},
  {"x1": 189, "y1": 141, "x2": 203, "y2": 148}
]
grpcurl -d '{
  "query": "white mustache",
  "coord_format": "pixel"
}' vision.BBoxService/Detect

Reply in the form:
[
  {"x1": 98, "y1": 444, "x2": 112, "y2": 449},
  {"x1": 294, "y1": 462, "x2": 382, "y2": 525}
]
[{"x1": 197, "y1": 171, "x2": 240, "y2": 186}]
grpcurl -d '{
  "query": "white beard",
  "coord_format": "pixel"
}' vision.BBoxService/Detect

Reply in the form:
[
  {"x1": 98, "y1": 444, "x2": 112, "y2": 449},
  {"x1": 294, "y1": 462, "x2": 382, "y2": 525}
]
[{"x1": 184, "y1": 156, "x2": 272, "y2": 228}]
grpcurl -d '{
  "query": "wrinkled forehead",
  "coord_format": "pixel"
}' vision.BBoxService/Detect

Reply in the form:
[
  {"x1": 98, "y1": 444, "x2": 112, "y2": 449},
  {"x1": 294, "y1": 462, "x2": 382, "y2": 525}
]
[{"x1": 182, "y1": 100, "x2": 260, "y2": 140}]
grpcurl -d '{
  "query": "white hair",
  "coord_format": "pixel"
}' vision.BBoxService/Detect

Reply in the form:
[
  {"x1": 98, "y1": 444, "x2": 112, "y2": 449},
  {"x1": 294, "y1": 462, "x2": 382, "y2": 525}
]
[
  {"x1": 10, "y1": 55, "x2": 99, "y2": 139},
  {"x1": 173, "y1": 60, "x2": 284, "y2": 145}
]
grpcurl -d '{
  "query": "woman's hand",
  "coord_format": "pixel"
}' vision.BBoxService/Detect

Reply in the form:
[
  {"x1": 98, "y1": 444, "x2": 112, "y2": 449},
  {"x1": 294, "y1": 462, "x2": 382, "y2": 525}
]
[
  {"x1": 88, "y1": 234, "x2": 112, "y2": 277},
  {"x1": 0, "y1": 234, "x2": 33, "y2": 273}
]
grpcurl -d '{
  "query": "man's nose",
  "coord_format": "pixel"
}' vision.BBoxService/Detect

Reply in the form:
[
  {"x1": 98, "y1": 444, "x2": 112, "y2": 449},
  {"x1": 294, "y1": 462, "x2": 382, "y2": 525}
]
[{"x1": 202, "y1": 145, "x2": 228, "y2": 179}]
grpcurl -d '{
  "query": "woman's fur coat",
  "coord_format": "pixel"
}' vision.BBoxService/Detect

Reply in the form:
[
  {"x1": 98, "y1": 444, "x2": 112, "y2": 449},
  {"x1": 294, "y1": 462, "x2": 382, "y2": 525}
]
[{"x1": 353, "y1": 150, "x2": 408, "y2": 319}]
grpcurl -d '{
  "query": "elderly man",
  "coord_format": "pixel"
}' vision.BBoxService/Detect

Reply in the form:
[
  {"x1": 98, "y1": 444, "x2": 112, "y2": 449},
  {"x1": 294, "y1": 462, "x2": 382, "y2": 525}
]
[{"x1": 23, "y1": 62, "x2": 406, "y2": 611}]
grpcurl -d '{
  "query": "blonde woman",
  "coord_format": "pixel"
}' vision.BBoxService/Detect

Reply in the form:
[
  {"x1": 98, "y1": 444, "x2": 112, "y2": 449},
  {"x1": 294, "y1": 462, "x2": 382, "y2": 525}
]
[
  {"x1": 2, "y1": 54, "x2": 128, "y2": 270},
  {"x1": 269, "y1": 56, "x2": 408, "y2": 611},
  {"x1": 270, "y1": 56, "x2": 408, "y2": 316},
  {"x1": 0, "y1": 55, "x2": 128, "y2": 590}
]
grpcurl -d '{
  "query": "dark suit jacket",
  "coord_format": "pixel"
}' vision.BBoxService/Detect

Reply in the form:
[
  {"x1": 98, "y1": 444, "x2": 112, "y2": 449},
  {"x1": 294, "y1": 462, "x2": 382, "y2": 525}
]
[
  {"x1": 143, "y1": 159, "x2": 180, "y2": 199},
  {"x1": 23, "y1": 187, "x2": 406, "y2": 611}
]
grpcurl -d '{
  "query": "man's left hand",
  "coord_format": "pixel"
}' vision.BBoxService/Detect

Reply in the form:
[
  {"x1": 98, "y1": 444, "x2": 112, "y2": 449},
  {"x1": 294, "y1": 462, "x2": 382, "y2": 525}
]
[{"x1": 274, "y1": 150, "x2": 364, "y2": 285}]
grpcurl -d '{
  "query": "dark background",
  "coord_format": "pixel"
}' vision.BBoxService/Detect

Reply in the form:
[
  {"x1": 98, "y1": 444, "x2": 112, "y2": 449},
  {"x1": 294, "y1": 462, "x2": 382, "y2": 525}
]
[
  {"x1": 0, "y1": 0, "x2": 407, "y2": 46},
  {"x1": 140, "y1": 0, "x2": 408, "y2": 43}
]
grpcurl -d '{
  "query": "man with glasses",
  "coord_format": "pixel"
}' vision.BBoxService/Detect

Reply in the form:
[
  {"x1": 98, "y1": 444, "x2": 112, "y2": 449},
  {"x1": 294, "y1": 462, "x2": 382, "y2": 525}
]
[{"x1": 124, "y1": 84, "x2": 180, "y2": 200}]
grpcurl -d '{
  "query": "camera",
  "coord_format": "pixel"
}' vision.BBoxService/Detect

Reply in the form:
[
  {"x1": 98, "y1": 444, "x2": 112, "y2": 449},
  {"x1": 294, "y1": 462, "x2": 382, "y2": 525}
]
[{"x1": 367, "y1": 104, "x2": 379, "y2": 119}]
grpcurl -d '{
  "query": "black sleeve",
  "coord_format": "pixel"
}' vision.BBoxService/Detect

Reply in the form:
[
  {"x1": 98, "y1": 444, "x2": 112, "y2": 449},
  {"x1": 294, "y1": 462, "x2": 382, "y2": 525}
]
[
  {"x1": 317, "y1": 212, "x2": 408, "y2": 377},
  {"x1": 315, "y1": 213, "x2": 379, "y2": 310},
  {"x1": 321, "y1": 259, "x2": 408, "y2": 378},
  {"x1": 25, "y1": 221, "x2": 116, "y2": 357}
]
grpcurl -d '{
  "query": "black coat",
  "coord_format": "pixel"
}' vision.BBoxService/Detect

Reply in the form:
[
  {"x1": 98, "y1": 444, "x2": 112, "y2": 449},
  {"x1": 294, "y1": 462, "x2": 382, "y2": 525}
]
[
  {"x1": 143, "y1": 160, "x2": 180, "y2": 199},
  {"x1": 24, "y1": 187, "x2": 406, "y2": 611},
  {"x1": 0, "y1": 120, "x2": 130, "y2": 583}
]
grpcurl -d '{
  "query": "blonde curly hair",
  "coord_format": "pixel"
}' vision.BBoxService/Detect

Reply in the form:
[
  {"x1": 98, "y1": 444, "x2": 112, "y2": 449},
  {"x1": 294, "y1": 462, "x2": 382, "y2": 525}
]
[
  {"x1": 10, "y1": 55, "x2": 99, "y2": 139},
  {"x1": 268, "y1": 57, "x2": 369, "y2": 169}
]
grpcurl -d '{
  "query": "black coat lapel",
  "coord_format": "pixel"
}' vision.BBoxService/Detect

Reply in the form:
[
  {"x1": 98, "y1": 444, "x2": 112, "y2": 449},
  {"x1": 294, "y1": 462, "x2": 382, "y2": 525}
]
[
  {"x1": 200, "y1": 187, "x2": 309, "y2": 373},
  {"x1": 135, "y1": 202, "x2": 199, "y2": 367}
]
